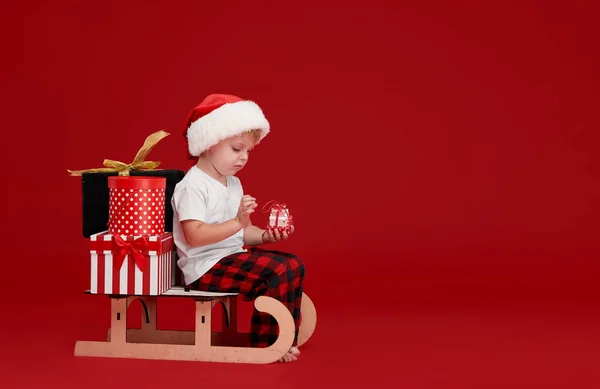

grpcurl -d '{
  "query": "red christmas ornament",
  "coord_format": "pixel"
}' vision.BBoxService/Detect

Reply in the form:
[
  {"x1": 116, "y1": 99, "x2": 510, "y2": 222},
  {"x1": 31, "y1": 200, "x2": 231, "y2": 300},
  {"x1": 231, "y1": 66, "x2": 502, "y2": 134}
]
[{"x1": 262, "y1": 200, "x2": 294, "y2": 233}]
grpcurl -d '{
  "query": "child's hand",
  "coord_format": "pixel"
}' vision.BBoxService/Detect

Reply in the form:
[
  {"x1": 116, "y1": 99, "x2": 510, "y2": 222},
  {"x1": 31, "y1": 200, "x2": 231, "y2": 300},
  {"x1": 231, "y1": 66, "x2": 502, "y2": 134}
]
[
  {"x1": 262, "y1": 225, "x2": 295, "y2": 243},
  {"x1": 235, "y1": 195, "x2": 257, "y2": 227}
]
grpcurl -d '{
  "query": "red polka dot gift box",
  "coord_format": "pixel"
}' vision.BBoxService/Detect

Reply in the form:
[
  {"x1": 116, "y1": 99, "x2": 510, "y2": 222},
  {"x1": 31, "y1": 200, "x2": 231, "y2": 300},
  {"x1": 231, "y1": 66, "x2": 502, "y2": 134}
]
[
  {"x1": 78, "y1": 170, "x2": 184, "y2": 238},
  {"x1": 108, "y1": 176, "x2": 166, "y2": 236}
]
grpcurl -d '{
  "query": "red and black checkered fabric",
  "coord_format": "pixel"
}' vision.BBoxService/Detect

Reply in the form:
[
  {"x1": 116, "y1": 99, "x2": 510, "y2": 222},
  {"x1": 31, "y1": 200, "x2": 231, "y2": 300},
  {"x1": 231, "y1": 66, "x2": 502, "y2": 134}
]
[{"x1": 188, "y1": 247, "x2": 305, "y2": 348}]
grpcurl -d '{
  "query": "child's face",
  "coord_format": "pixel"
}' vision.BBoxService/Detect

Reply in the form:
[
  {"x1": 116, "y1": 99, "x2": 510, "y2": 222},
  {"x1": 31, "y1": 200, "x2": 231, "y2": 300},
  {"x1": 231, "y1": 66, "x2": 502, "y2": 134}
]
[{"x1": 207, "y1": 133, "x2": 256, "y2": 176}]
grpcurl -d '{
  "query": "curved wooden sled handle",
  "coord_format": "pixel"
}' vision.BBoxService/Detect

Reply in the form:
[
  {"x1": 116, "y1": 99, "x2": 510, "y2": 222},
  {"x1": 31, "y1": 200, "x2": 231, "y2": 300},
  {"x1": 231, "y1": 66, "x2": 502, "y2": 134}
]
[
  {"x1": 298, "y1": 293, "x2": 317, "y2": 347},
  {"x1": 222, "y1": 295, "x2": 296, "y2": 363}
]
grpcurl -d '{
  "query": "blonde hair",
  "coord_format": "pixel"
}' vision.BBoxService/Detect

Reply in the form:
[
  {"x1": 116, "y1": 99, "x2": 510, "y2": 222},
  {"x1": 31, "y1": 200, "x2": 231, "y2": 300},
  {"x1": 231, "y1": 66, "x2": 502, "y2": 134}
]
[{"x1": 245, "y1": 128, "x2": 262, "y2": 144}]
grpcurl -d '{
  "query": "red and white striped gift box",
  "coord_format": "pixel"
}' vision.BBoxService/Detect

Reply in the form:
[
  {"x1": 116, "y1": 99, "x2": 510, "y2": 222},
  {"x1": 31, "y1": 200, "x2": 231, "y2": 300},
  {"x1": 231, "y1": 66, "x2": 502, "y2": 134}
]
[{"x1": 89, "y1": 231, "x2": 174, "y2": 295}]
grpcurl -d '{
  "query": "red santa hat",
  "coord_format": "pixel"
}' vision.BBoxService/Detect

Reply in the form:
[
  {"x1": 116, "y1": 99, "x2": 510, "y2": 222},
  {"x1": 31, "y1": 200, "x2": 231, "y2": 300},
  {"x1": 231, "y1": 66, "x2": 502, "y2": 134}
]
[{"x1": 183, "y1": 94, "x2": 270, "y2": 157}]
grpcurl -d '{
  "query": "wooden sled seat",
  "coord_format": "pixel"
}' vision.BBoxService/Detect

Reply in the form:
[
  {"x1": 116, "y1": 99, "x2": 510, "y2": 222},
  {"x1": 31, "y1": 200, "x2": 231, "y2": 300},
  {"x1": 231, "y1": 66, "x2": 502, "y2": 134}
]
[
  {"x1": 162, "y1": 285, "x2": 239, "y2": 298},
  {"x1": 74, "y1": 285, "x2": 317, "y2": 364}
]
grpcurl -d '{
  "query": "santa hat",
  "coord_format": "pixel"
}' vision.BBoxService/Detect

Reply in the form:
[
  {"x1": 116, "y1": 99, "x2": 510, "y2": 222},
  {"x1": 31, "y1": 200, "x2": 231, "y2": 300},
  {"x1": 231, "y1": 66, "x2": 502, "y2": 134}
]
[{"x1": 183, "y1": 94, "x2": 270, "y2": 157}]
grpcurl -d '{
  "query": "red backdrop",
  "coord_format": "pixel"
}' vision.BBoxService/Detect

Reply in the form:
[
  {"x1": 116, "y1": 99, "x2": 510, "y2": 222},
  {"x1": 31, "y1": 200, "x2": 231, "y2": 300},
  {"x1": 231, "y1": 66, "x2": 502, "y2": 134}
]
[{"x1": 2, "y1": 0, "x2": 599, "y2": 387}]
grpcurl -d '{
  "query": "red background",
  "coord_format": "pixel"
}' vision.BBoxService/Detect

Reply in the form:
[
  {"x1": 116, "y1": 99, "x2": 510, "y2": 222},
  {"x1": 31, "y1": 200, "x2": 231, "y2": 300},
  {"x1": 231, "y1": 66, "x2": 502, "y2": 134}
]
[{"x1": 3, "y1": 0, "x2": 600, "y2": 388}]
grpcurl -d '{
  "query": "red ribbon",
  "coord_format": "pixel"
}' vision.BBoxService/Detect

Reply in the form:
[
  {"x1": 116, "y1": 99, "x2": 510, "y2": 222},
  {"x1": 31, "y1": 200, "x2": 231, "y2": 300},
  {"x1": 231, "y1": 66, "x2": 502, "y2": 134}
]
[
  {"x1": 112, "y1": 235, "x2": 149, "y2": 272},
  {"x1": 261, "y1": 200, "x2": 294, "y2": 231}
]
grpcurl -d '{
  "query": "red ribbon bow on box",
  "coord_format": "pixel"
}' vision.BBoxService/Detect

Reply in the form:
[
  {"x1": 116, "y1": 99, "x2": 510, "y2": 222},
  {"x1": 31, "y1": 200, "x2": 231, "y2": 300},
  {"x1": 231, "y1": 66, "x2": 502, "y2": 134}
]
[{"x1": 112, "y1": 235, "x2": 149, "y2": 272}]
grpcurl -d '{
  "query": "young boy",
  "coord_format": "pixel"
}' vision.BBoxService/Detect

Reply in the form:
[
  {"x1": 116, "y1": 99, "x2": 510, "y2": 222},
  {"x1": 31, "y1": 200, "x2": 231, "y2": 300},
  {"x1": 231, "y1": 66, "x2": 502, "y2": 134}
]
[{"x1": 171, "y1": 94, "x2": 305, "y2": 363}]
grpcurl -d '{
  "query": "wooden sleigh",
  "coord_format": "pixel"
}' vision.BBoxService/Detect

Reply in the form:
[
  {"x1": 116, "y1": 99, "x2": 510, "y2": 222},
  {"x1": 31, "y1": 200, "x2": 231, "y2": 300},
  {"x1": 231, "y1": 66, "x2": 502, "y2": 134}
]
[{"x1": 74, "y1": 280, "x2": 317, "y2": 364}]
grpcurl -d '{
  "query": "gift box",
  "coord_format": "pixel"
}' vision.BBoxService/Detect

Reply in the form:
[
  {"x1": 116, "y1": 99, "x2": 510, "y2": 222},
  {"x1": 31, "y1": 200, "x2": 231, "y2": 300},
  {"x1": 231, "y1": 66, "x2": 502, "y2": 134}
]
[
  {"x1": 89, "y1": 231, "x2": 174, "y2": 295},
  {"x1": 67, "y1": 130, "x2": 186, "y2": 237},
  {"x1": 266, "y1": 202, "x2": 294, "y2": 232},
  {"x1": 108, "y1": 176, "x2": 167, "y2": 236},
  {"x1": 80, "y1": 170, "x2": 184, "y2": 237}
]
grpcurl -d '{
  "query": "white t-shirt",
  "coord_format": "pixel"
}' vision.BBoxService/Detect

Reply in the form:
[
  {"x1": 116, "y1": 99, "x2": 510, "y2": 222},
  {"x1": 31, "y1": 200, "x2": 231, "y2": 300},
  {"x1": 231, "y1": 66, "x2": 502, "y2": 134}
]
[{"x1": 171, "y1": 165, "x2": 247, "y2": 285}]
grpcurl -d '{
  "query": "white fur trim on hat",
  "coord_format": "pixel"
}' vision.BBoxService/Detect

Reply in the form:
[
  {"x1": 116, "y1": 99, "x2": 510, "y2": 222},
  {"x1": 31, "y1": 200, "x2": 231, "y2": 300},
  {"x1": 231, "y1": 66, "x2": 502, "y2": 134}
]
[{"x1": 187, "y1": 100, "x2": 270, "y2": 156}]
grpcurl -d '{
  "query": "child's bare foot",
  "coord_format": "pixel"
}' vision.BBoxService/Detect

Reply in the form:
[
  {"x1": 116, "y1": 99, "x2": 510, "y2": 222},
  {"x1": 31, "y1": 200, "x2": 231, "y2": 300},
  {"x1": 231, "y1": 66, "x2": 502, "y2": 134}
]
[{"x1": 277, "y1": 347, "x2": 301, "y2": 363}]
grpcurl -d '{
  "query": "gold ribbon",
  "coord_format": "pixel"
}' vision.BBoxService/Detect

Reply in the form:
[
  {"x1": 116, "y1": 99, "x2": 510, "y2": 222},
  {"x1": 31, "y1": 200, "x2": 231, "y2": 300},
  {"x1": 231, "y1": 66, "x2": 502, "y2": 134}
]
[{"x1": 67, "y1": 130, "x2": 170, "y2": 176}]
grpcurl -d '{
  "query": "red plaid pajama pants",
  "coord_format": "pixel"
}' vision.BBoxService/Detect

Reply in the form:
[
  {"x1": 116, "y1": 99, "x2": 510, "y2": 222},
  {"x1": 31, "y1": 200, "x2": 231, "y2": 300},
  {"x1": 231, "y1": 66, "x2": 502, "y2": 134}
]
[{"x1": 188, "y1": 247, "x2": 305, "y2": 348}]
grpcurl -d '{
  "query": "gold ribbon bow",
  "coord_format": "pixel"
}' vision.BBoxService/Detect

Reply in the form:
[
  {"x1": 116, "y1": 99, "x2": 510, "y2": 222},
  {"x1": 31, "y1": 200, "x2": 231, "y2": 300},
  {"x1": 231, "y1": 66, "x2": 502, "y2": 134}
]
[{"x1": 67, "y1": 130, "x2": 169, "y2": 176}]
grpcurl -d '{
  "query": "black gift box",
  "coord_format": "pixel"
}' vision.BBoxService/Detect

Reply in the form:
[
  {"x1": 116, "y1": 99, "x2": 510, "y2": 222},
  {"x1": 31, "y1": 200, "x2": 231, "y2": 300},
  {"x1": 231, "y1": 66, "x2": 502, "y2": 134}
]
[{"x1": 80, "y1": 170, "x2": 186, "y2": 238}]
